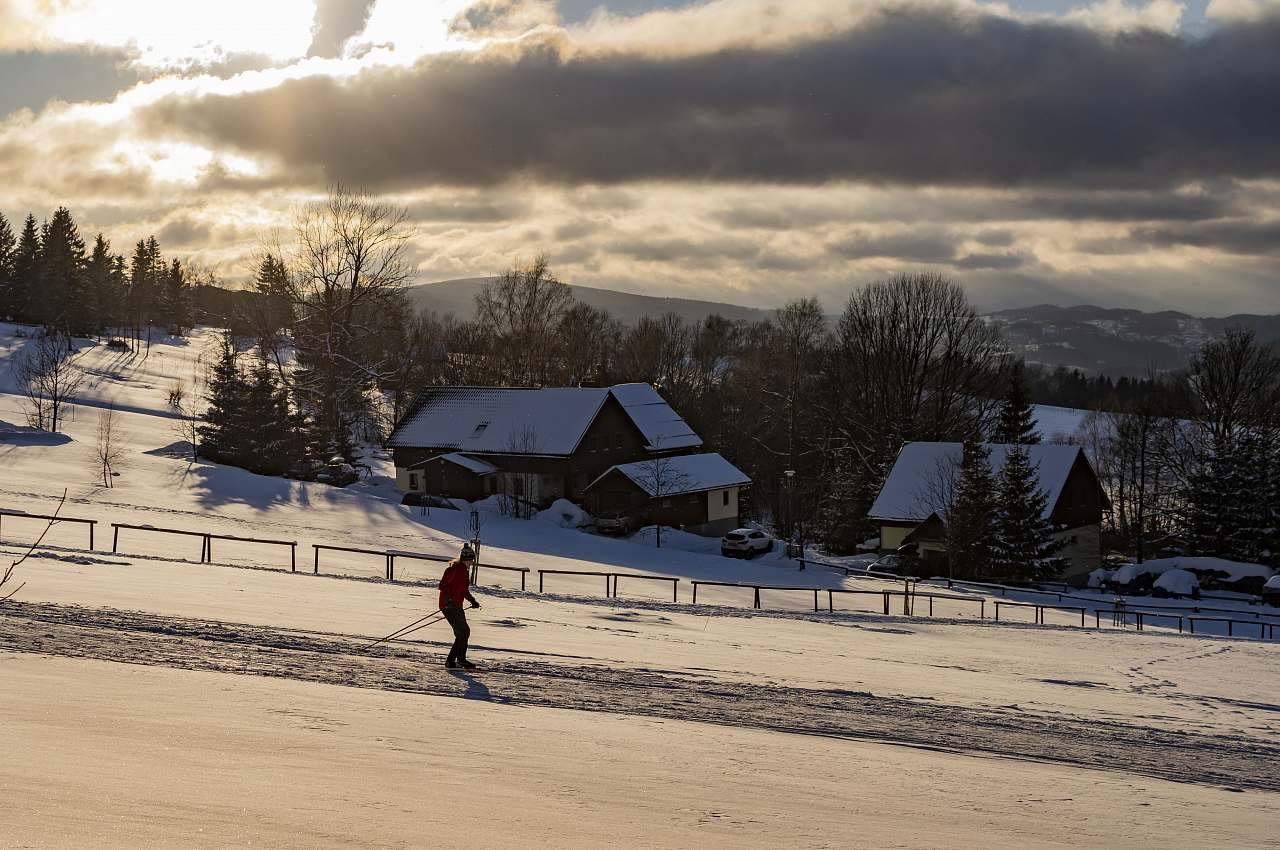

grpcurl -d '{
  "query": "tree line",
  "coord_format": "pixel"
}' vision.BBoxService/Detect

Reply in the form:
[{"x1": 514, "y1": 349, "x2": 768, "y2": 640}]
[{"x1": 0, "y1": 208, "x2": 195, "y2": 349}]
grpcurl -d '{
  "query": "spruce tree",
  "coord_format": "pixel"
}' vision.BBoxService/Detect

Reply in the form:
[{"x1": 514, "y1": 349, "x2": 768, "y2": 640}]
[
  {"x1": 12, "y1": 214, "x2": 40, "y2": 322},
  {"x1": 197, "y1": 332, "x2": 252, "y2": 466},
  {"x1": 993, "y1": 361, "x2": 1040, "y2": 444},
  {"x1": 162, "y1": 258, "x2": 192, "y2": 333},
  {"x1": 243, "y1": 359, "x2": 297, "y2": 475},
  {"x1": 994, "y1": 446, "x2": 1064, "y2": 581},
  {"x1": 946, "y1": 441, "x2": 998, "y2": 579},
  {"x1": 39, "y1": 207, "x2": 88, "y2": 336},
  {"x1": 0, "y1": 213, "x2": 15, "y2": 319},
  {"x1": 85, "y1": 235, "x2": 116, "y2": 336}
]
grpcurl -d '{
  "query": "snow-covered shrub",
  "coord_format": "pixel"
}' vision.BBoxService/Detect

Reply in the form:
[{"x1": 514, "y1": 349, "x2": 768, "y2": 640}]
[
  {"x1": 537, "y1": 499, "x2": 592, "y2": 529},
  {"x1": 1152, "y1": 569, "x2": 1199, "y2": 599}
]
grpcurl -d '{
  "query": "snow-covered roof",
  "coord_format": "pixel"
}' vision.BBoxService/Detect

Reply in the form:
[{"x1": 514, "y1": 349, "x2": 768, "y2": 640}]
[
  {"x1": 439, "y1": 453, "x2": 498, "y2": 475},
  {"x1": 388, "y1": 384, "x2": 701, "y2": 456},
  {"x1": 868, "y1": 442, "x2": 1086, "y2": 522},
  {"x1": 590, "y1": 452, "x2": 751, "y2": 497},
  {"x1": 1265, "y1": 574, "x2": 1280, "y2": 591}
]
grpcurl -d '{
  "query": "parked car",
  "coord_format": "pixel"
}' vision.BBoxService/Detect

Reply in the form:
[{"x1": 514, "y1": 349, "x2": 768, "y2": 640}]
[
  {"x1": 721, "y1": 528, "x2": 773, "y2": 558},
  {"x1": 595, "y1": 511, "x2": 636, "y2": 536}
]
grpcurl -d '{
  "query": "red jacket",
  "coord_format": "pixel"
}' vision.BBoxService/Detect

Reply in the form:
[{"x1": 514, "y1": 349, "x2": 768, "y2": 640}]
[{"x1": 439, "y1": 561, "x2": 473, "y2": 610}]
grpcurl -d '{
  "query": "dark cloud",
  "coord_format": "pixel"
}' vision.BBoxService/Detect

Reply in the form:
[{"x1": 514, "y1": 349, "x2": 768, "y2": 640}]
[
  {"x1": 954, "y1": 251, "x2": 1032, "y2": 270},
  {"x1": 403, "y1": 197, "x2": 526, "y2": 222},
  {"x1": 1135, "y1": 219, "x2": 1280, "y2": 255},
  {"x1": 144, "y1": 11, "x2": 1280, "y2": 190},
  {"x1": 157, "y1": 214, "x2": 213, "y2": 247},
  {"x1": 451, "y1": 0, "x2": 558, "y2": 37},
  {"x1": 0, "y1": 49, "x2": 137, "y2": 117},
  {"x1": 308, "y1": 0, "x2": 377, "y2": 58},
  {"x1": 829, "y1": 230, "x2": 957, "y2": 263},
  {"x1": 973, "y1": 229, "x2": 1016, "y2": 247}
]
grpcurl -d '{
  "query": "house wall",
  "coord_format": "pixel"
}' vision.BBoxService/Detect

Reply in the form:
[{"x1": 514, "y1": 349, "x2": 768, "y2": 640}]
[
  {"x1": 566, "y1": 396, "x2": 656, "y2": 499},
  {"x1": 879, "y1": 522, "x2": 916, "y2": 552},
  {"x1": 706, "y1": 488, "x2": 739, "y2": 523},
  {"x1": 1052, "y1": 454, "x2": 1106, "y2": 530},
  {"x1": 1054, "y1": 524, "x2": 1103, "y2": 585}
]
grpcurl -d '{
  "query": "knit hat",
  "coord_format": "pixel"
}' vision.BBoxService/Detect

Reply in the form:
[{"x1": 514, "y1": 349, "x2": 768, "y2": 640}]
[{"x1": 459, "y1": 543, "x2": 476, "y2": 562}]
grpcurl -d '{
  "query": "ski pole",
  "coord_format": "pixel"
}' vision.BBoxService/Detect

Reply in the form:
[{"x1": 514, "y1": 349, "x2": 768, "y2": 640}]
[{"x1": 360, "y1": 610, "x2": 444, "y2": 653}]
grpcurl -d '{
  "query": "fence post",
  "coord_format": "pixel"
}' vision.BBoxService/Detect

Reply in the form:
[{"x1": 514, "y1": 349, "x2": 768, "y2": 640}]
[
  {"x1": 539, "y1": 571, "x2": 544, "y2": 593},
  {"x1": 994, "y1": 602, "x2": 1000, "y2": 622},
  {"x1": 89, "y1": 523, "x2": 94, "y2": 551},
  {"x1": 692, "y1": 582, "x2": 698, "y2": 604},
  {"x1": 521, "y1": 571, "x2": 526, "y2": 592},
  {"x1": 203, "y1": 535, "x2": 210, "y2": 563},
  {"x1": 290, "y1": 543, "x2": 296, "y2": 573},
  {"x1": 387, "y1": 554, "x2": 394, "y2": 581},
  {"x1": 753, "y1": 586, "x2": 761, "y2": 609},
  {"x1": 828, "y1": 590, "x2": 833, "y2": 613},
  {"x1": 313, "y1": 546, "x2": 320, "y2": 575},
  {"x1": 112, "y1": 525, "x2": 119, "y2": 552},
  {"x1": 813, "y1": 589, "x2": 819, "y2": 613},
  {"x1": 672, "y1": 580, "x2": 678, "y2": 604},
  {"x1": 882, "y1": 591, "x2": 890, "y2": 616}
]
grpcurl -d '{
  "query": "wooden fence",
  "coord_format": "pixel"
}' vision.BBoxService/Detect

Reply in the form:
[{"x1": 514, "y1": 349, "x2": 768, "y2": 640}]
[{"x1": 0, "y1": 508, "x2": 98, "y2": 550}]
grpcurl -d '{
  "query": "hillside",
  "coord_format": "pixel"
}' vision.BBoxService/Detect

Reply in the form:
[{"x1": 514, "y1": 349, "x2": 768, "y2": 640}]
[
  {"x1": 406, "y1": 277, "x2": 771, "y2": 326},
  {"x1": 989, "y1": 304, "x2": 1280, "y2": 376},
  {"x1": 2, "y1": 322, "x2": 1276, "y2": 849}
]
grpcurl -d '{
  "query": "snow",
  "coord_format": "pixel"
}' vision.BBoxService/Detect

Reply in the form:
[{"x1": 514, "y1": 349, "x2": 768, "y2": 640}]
[
  {"x1": 600, "y1": 452, "x2": 750, "y2": 496},
  {"x1": 536, "y1": 498, "x2": 592, "y2": 528},
  {"x1": 1114, "y1": 556, "x2": 1274, "y2": 586},
  {"x1": 2, "y1": 322, "x2": 1279, "y2": 849},
  {"x1": 869, "y1": 441, "x2": 1084, "y2": 521},
  {"x1": 437, "y1": 451, "x2": 499, "y2": 475},
  {"x1": 387, "y1": 382, "x2": 701, "y2": 455},
  {"x1": 1033, "y1": 404, "x2": 1088, "y2": 442},
  {"x1": 1153, "y1": 568, "x2": 1199, "y2": 597}
]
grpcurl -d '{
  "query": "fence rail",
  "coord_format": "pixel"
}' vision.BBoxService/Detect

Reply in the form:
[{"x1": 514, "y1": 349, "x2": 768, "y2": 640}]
[
  {"x1": 312, "y1": 543, "x2": 388, "y2": 576},
  {"x1": 993, "y1": 599, "x2": 1088, "y2": 628},
  {"x1": 111, "y1": 522, "x2": 210, "y2": 561},
  {"x1": 0, "y1": 508, "x2": 98, "y2": 549},
  {"x1": 205, "y1": 532, "x2": 297, "y2": 571}
]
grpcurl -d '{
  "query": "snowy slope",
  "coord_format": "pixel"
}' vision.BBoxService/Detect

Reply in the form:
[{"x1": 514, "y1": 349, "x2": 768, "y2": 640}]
[{"x1": 3, "y1": 322, "x2": 1279, "y2": 849}]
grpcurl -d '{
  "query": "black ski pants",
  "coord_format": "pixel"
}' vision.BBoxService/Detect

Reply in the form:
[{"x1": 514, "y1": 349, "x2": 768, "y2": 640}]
[{"x1": 442, "y1": 603, "x2": 470, "y2": 665}]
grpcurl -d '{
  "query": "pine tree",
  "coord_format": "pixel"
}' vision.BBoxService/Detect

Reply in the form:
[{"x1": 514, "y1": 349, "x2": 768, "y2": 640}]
[
  {"x1": 39, "y1": 207, "x2": 88, "y2": 336},
  {"x1": 994, "y1": 446, "x2": 1064, "y2": 581},
  {"x1": 0, "y1": 212, "x2": 15, "y2": 319},
  {"x1": 162, "y1": 258, "x2": 192, "y2": 333},
  {"x1": 12, "y1": 214, "x2": 40, "y2": 322},
  {"x1": 993, "y1": 361, "x2": 1040, "y2": 444},
  {"x1": 243, "y1": 359, "x2": 297, "y2": 475},
  {"x1": 196, "y1": 332, "x2": 252, "y2": 467},
  {"x1": 946, "y1": 441, "x2": 998, "y2": 579},
  {"x1": 85, "y1": 235, "x2": 116, "y2": 336}
]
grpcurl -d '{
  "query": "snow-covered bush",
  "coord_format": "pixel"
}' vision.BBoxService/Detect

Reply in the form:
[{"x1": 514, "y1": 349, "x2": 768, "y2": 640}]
[
  {"x1": 1152, "y1": 569, "x2": 1199, "y2": 599},
  {"x1": 1110, "y1": 556, "x2": 1274, "y2": 596},
  {"x1": 537, "y1": 499, "x2": 592, "y2": 529}
]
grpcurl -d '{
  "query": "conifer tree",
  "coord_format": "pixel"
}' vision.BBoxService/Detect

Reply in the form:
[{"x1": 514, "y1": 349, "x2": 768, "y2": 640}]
[
  {"x1": 85, "y1": 235, "x2": 116, "y2": 336},
  {"x1": 196, "y1": 333, "x2": 252, "y2": 467},
  {"x1": 994, "y1": 446, "x2": 1063, "y2": 581},
  {"x1": 0, "y1": 212, "x2": 15, "y2": 319},
  {"x1": 12, "y1": 214, "x2": 40, "y2": 321},
  {"x1": 39, "y1": 207, "x2": 88, "y2": 336},
  {"x1": 946, "y1": 441, "x2": 998, "y2": 578},
  {"x1": 993, "y1": 361, "x2": 1040, "y2": 444},
  {"x1": 162, "y1": 257, "x2": 192, "y2": 333},
  {"x1": 243, "y1": 359, "x2": 297, "y2": 475}
]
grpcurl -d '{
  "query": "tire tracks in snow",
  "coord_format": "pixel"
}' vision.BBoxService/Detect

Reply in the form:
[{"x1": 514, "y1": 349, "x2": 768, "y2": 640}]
[{"x1": 3, "y1": 600, "x2": 1278, "y2": 795}]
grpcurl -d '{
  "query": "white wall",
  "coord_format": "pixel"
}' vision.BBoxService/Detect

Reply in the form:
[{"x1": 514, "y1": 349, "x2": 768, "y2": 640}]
[{"x1": 706, "y1": 487, "x2": 739, "y2": 522}]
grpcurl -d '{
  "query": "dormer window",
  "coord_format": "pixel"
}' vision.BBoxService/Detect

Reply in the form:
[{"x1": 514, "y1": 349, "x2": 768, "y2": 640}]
[{"x1": 472, "y1": 421, "x2": 490, "y2": 437}]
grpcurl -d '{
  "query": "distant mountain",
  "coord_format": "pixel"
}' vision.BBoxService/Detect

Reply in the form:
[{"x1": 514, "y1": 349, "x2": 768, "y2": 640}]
[
  {"x1": 405, "y1": 277, "x2": 771, "y2": 327},
  {"x1": 988, "y1": 305, "x2": 1280, "y2": 377},
  {"x1": 406, "y1": 279, "x2": 1280, "y2": 378}
]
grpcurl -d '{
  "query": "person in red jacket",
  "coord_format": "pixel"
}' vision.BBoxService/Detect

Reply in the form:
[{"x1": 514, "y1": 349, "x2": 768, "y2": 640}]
[{"x1": 439, "y1": 544, "x2": 481, "y2": 670}]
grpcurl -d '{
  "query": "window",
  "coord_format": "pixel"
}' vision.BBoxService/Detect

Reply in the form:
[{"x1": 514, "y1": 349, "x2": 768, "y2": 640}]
[
  {"x1": 722, "y1": 490, "x2": 730, "y2": 507},
  {"x1": 472, "y1": 421, "x2": 490, "y2": 437},
  {"x1": 408, "y1": 472, "x2": 419, "y2": 491}
]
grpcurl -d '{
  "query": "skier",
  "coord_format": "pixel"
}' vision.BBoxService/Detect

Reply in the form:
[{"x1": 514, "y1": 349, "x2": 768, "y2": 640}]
[{"x1": 439, "y1": 544, "x2": 481, "y2": 670}]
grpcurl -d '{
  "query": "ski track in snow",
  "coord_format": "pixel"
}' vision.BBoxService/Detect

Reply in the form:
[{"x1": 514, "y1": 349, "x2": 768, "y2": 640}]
[{"x1": 3, "y1": 599, "x2": 1277, "y2": 795}]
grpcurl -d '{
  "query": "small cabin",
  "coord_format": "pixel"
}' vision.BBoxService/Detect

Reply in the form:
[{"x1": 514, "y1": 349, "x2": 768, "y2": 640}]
[
  {"x1": 583, "y1": 452, "x2": 750, "y2": 537},
  {"x1": 868, "y1": 442, "x2": 1108, "y2": 583}
]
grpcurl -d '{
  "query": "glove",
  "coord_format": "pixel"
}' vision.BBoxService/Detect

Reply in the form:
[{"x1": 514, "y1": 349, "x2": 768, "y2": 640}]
[{"x1": 469, "y1": 600, "x2": 481, "y2": 609}]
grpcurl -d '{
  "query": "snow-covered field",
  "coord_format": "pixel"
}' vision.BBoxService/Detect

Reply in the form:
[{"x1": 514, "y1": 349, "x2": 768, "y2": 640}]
[{"x1": 3, "y1": 325, "x2": 1279, "y2": 849}]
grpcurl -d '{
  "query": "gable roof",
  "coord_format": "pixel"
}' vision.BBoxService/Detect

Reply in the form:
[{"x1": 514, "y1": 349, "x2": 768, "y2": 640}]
[
  {"x1": 868, "y1": 442, "x2": 1087, "y2": 522},
  {"x1": 587, "y1": 452, "x2": 750, "y2": 497},
  {"x1": 388, "y1": 384, "x2": 701, "y2": 456},
  {"x1": 407, "y1": 452, "x2": 499, "y2": 475}
]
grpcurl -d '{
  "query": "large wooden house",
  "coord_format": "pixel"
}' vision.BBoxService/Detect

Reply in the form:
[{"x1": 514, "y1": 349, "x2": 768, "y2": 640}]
[
  {"x1": 868, "y1": 442, "x2": 1108, "y2": 582},
  {"x1": 388, "y1": 383, "x2": 750, "y2": 535}
]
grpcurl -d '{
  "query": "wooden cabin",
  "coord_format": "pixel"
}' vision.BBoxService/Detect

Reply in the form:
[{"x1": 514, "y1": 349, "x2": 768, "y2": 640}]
[{"x1": 868, "y1": 442, "x2": 1108, "y2": 582}]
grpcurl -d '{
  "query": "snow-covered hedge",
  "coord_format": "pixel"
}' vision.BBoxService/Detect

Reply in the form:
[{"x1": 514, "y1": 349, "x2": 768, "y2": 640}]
[
  {"x1": 1152, "y1": 569, "x2": 1199, "y2": 599},
  {"x1": 536, "y1": 499, "x2": 592, "y2": 529},
  {"x1": 1110, "y1": 556, "x2": 1274, "y2": 596}
]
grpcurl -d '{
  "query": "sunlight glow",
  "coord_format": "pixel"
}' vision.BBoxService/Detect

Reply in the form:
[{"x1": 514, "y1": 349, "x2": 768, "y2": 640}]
[{"x1": 8, "y1": 0, "x2": 317, "y2": 69}]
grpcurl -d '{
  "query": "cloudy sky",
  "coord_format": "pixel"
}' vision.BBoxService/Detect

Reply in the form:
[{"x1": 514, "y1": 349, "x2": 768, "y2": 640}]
[{"x1": 1, "y1": 0, "x2": 1277, "y2": 314}]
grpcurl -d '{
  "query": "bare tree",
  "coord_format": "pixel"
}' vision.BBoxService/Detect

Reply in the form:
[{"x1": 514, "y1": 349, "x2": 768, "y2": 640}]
[
  {"x1": 169, "y1": 357, "x2": 206, "y2": 463},
  {"x1": 1, "y1": 489, "x2": 70, "y2": 604},
  {"x1": 475, "y1": 255, "x2": 573, "y2": 386},
  {"x1": 632, "y1": 446, "x2": 693, "y2": 549},
  {"x1": 282, "y1": 185, "x2": 416, "y2": 456},
  {"x1": 93, "y1": 406, "x2": 127, "y2": 487},
  {"x1": 17, "y1": 329, "x2": 85, "y2": 433},
  {"x1": 499, "y1": 424, "x2": 541, "y2": 519}
]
